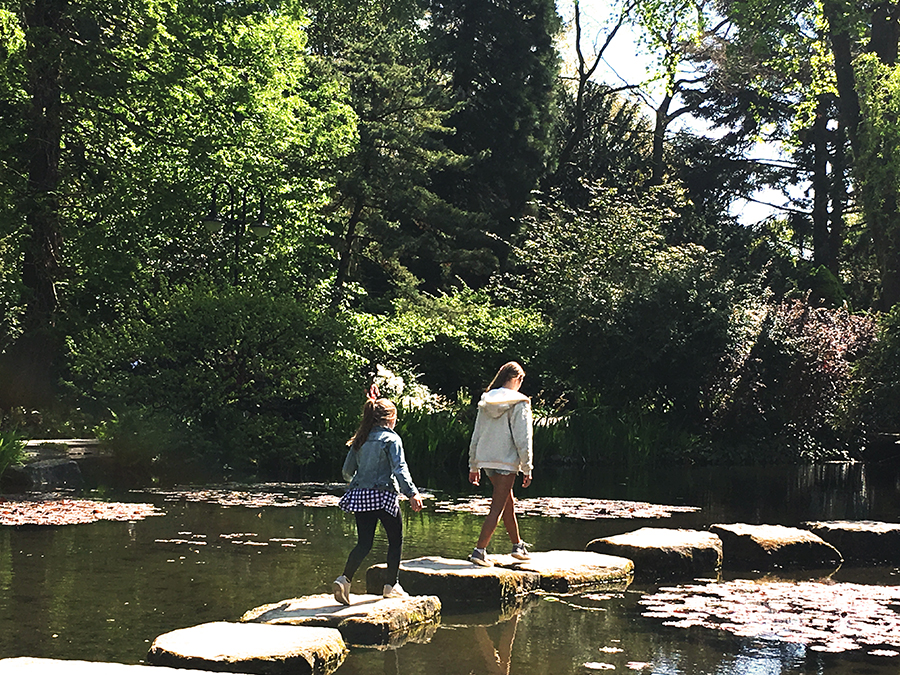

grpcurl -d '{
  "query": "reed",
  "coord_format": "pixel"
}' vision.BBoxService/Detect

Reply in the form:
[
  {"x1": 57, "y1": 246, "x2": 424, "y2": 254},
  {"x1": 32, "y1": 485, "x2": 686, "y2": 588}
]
[{"x1": 0, "y1": 429, "x2": 27, "y2": 482}]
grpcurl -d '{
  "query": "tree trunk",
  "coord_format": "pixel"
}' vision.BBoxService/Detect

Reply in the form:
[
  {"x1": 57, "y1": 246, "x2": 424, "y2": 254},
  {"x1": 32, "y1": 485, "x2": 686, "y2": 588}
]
[
  {"x1": 331, "y1": 198, "x2": 365, "y2": 305},
  {"x1": 650, "y1": 91, "x2": 672, "y2": 186},
  {"x1": 823, "y1": 0, "x2": 900, "y2": 309},
  {"x1": 811, "y1": 99, "x2": 830, "y2": 268},
  {"x1": 828, "y1": 122, "x2": 847, "y2": 279},
  {"x1": 0, "y1": 0, "x2": 65, "y2": 409}
]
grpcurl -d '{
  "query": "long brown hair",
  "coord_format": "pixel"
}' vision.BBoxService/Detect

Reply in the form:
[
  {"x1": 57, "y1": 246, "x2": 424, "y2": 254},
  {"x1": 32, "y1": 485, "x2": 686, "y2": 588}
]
[
  {"x1": 486, "y1": 361, "x2": 525, "y2": 391},
  {"x1": 347, "y1": 384, "x2": 397, "y2": 449}
]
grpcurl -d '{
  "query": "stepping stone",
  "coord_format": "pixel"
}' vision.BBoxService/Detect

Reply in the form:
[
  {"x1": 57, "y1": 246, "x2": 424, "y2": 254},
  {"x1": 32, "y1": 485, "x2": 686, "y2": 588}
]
[
  {"x1": 709, "y1": 523, "x2": 843, "y2": 571},
  {"x1": 241, "y1": 592, "x2": 441, "y2": 647},
  {"x1": 147, "y1": 621, "x2": 346, "y2": 675},
  {"x1": 0, "y1": 658, "x2": 229, "y2": 674},
  {"x1": 365, "y1": 556, "x2": 540, "y2": 610},
  {"x1": 492, "y1": 550, "x2": 634, "y2": 591},
  {"x1": 586, "y1": 528, "x2": 721, "y2": 580},
  {"x1": 805, "y1": 520, "x2": 900, "y2": 564}
]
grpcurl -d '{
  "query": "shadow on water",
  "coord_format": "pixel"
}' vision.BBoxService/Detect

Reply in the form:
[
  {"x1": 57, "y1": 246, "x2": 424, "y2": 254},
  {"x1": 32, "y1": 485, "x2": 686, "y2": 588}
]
[{"x1": 2, "y1": 462, "x2": 900, "y2": 674}]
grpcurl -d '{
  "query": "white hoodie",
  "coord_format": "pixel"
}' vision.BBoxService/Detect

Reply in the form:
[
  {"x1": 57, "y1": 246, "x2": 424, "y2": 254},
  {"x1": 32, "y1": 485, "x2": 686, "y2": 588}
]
[{"x1": 468, "y1": 387, "x2": 533, "y2": 476}]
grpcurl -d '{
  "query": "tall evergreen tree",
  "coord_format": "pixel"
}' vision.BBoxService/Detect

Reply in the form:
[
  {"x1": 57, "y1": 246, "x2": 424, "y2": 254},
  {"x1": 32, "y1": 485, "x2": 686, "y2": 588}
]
[{"x1": 427, "y1": 0, "x2": 562, "y2": 285}]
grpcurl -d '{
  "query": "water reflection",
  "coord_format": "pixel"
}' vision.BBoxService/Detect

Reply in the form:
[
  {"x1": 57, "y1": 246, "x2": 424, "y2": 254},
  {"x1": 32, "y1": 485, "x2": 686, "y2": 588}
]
[{"x1": 2, "y1": 464, "x2": 900, "y2": 674}]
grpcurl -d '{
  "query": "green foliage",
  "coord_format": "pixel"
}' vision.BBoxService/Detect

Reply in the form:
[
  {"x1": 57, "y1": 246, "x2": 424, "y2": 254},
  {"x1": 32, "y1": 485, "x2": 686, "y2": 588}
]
[
  {"x1": 0, "y1": 428, "x2": 26, "y2": 482},
  {"x1": 502, "y1": 183, "x2": 731, "y2": 423},
  {"x1": 533, "y1": 400, "x2": 699, "y2": 468},
  {"x1": 427, "y1": 0, "x2": 563, "y2": 283},
  {"x1": 549, "y1": 82, "x2": 653, "y2": 206},
  {"x1": 355, "y1": 288, "x2": 550, "y2": 400},
  {"x1": 69, "y1": 282, "x2": 361, "y2": 480},
  {"x1": 844, "y1": 305, "x2": 900, "y2": 435},
  {"x1": 709, "y1": 299, "x2": 876, "y2": 460}
]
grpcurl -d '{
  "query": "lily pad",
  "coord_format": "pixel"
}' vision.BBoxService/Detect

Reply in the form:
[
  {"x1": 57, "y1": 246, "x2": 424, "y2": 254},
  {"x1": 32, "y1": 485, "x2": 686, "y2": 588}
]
[
  {"x1": 433, "y1": 496, "x2": 699, "y2": 520},
  {"x1": 640, "y1": 579, "x2": 900, "y2": 654},
  {"x1": 0, "y1": 497, "x2": 163, "y2": 526}
]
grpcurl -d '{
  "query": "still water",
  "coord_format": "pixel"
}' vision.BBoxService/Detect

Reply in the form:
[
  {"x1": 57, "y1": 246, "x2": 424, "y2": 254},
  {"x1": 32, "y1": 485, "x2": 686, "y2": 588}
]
[{"x1": 2, "y1": 462, "x2": 900, "y2": 674}]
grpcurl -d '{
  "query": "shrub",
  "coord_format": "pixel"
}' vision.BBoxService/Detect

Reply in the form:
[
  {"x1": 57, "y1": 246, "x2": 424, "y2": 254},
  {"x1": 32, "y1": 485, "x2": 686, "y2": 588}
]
[
  {"x1": 844, "y1": 305, "x2": 900, "y2": 437},
  {"x1": 0, "y1": 429, "x2": 26, "y2": 484},
  {"x1": 354, "y1": 288, "x2": 550, "y2": 401},
  {"x1": 709, "y1": 299, "x2": 876, "y2": 461},
  {"x1": 69, "y1": 281, "x2": 361, "y2": 480}
]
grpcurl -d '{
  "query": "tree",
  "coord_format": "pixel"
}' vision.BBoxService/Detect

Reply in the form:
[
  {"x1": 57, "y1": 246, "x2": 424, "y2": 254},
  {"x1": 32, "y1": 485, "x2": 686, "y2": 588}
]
[
  {"x1": 0, "y1": 0, "x2": 356, "y2": 408},
  {"x1": 427, "y1": 0, "x2": 562, "y2": 284},
  {"x1": 303, "y1": 0, "x2": 471, "y2": 302}
]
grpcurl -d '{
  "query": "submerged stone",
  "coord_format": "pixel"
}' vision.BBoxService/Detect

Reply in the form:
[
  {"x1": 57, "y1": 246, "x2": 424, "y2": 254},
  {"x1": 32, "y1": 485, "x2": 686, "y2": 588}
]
[
  {"x1": 147, "y1": 621, "x2": 346, "y2": 675},
  {"x1": 241, "y1": 592, "x2": 441, "y2": 647},
  {"x1": 365, "y1": 556, "x2": 540, "y2": 610},
  {"x1": 805, "y1": 520, "x2": 900, "y2": 565},
  {"x1": 710, "y1": 523, "x2": 842, "y2": 571},
  {"x1": 492, "y1": 550, "x2": 634, "y2": 591},
  {"x1": 0, "y1": 658, "x2": 231, "y2": 674},
  {"x1": 586, "y1": 528, "x2": 722, "y2": 580}
]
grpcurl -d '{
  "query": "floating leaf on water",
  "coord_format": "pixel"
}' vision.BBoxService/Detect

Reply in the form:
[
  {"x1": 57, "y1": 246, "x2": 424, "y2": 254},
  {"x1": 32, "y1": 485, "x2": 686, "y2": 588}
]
[
  {"x1": 432, "y1": 496, "x2": 698, "y2": 520},
  {"x1": 0, "y1": 498, "x2": 163, "y2": 526},
  {"x1": 641, "y1": 579, "x2": 900, "y2": 654}
]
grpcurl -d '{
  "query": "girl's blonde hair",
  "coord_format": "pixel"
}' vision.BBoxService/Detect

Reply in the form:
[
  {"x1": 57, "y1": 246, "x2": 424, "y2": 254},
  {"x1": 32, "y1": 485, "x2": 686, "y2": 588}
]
[
  {"x1": 486, "y1": 361, "x2": 525, "y2": 391},
  {"x1": 347, "y1": 384, "x2": 397, "y2": 449}
]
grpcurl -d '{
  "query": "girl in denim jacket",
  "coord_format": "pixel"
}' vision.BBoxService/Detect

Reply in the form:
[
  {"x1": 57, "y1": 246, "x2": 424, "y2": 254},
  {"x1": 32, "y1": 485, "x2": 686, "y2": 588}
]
[{"x1": 332, "y1": 385, "x2": 423, "y2": 605}]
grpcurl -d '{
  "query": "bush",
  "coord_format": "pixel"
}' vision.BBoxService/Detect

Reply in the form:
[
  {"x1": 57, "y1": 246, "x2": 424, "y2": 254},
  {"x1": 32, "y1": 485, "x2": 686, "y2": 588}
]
[
  {"x1": 354, "y1": 288, "x2": 550, "y2": 401},
  {"x1": 0, "y1": 428, "x2": 26, "y2": 484},
  {"x1": 844, "y1": 305, "x2": 900, "y2": 437},
  {"x1": 709, "y1": 299, "x2": 876, "y2": 461},
  {"x1": 69, "y1": 281, "x2": 362, "y2": 480}
]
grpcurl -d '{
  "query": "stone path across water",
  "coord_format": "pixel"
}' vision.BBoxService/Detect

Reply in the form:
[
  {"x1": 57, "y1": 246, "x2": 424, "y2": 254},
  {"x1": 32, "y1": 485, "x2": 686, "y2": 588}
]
[
  {"x1": 0, "y1": 657, "x2": 238, "y2": 674},
  {"x1": 147, "y1": 621, "x2": 347, "y2": 675},
  {"x1": 241, "y1": 593, "x2": 441, "y2": 647}
]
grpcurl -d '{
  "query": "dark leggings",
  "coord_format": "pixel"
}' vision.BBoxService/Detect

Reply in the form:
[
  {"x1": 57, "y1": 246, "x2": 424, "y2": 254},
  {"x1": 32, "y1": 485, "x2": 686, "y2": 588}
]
[{"x1": 342, "y1": 509, "x2": 403, "y2": 585}]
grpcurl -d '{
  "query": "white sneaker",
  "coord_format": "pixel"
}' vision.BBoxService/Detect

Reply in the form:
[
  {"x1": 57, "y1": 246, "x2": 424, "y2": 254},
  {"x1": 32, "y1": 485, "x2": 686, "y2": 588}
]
[
  {"x1": 511, "y1": 541, "x2": 531, "y2": 560},
  {"x1": 469, "y1": 547, "x2": 493, "y2": 567},
  {"x1": 332, "y1": 575, "x2": 351, "y2": 605},
  {"x1": 382, "y1": 583, "x2": 409, "y2": 598}
]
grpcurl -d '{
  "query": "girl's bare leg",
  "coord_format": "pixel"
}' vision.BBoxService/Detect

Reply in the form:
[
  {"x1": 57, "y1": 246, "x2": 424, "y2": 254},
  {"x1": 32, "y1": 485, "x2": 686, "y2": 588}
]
[
  {"x1": 476, "y1": 473, "x2": 517, "y2": 549},
  {"x1": 500, "y1": 489, "x2": 520, "y2": 544}
]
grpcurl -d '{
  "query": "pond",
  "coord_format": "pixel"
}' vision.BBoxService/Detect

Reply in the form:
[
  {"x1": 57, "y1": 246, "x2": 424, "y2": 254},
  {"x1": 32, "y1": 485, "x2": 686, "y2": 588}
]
[{"x1": 2, "y1": 461, "x2": 900, "y2": 674}]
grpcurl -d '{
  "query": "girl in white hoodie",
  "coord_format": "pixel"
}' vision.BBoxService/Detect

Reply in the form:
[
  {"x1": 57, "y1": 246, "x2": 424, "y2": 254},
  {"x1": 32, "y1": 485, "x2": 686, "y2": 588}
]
[{"x1": 467, "y1": 361, "x2": 533, "y2": 566}]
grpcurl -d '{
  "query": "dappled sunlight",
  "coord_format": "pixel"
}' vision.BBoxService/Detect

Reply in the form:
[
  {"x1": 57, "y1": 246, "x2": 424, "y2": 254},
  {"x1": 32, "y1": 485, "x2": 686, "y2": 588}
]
[
  {"x1": 640, "y1": 579, "x2": 900, "y2": 655},
  {"x1": 0, "y1": 496, "x2": 162, "y2": 525},
  {"x1": 433, "y1": 496, "x2": 699, "y2": 520}
]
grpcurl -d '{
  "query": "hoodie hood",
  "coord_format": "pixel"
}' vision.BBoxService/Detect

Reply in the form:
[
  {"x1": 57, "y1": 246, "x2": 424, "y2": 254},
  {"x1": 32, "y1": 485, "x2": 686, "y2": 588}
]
[{"x1": 478, "y1": 387, "x2": 530, "y2": 418}]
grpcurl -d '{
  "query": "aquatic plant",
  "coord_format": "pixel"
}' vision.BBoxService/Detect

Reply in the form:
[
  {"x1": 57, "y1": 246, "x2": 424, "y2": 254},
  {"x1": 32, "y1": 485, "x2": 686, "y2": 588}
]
[
  {"x1": 0, "y1": 429, "x2": 26, "y2": 483},
  {"x1": 641, "y1": 578, "x2": 900, "y2": 655}
]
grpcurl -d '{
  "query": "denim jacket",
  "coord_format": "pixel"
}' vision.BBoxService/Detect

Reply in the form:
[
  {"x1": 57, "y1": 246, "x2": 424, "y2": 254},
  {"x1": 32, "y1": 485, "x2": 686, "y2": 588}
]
[{"x1": 342, "y1": 426, "x2": 418, "y2": 497}]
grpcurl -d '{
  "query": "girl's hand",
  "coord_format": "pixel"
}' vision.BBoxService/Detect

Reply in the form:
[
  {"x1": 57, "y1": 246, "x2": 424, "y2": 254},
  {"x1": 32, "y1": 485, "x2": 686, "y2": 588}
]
[
  {"x1": 469, "y1": 470, "x2": 480, "y2": 486},
  {"x1": 410, "y1": 494, "x2": 424, "y2": 512},
  {"x1": 522, "y1": 474, "x2": 532, "y2": 488}
]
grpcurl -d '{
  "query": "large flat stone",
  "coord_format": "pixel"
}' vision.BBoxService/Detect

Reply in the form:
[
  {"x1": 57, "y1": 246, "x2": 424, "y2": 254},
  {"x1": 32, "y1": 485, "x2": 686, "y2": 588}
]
[
  {"x1": 805, "y1": 520, "x2": 900, "y2": 564},
  {"x1": 0, "y1": 658, "x2": 235, "y2": 674},
  {"x1": 492, "y1": 550, "x2": 633, "y2": 591},
  {"x1": 365, "y1": 556, "x2": 540, "y2": 610},
  {"x1": 241, "y1": 593, "x2": 440, "y2": 647},
  {"x1": 586, "y1": 528, "x2": 721, "y2": 580},
  {"x1": 710, "y1": 523, "x2": 843, "y2": 571},
  {"x1": 147, "y1": 621, "x2": 346, "y2": 675}
]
